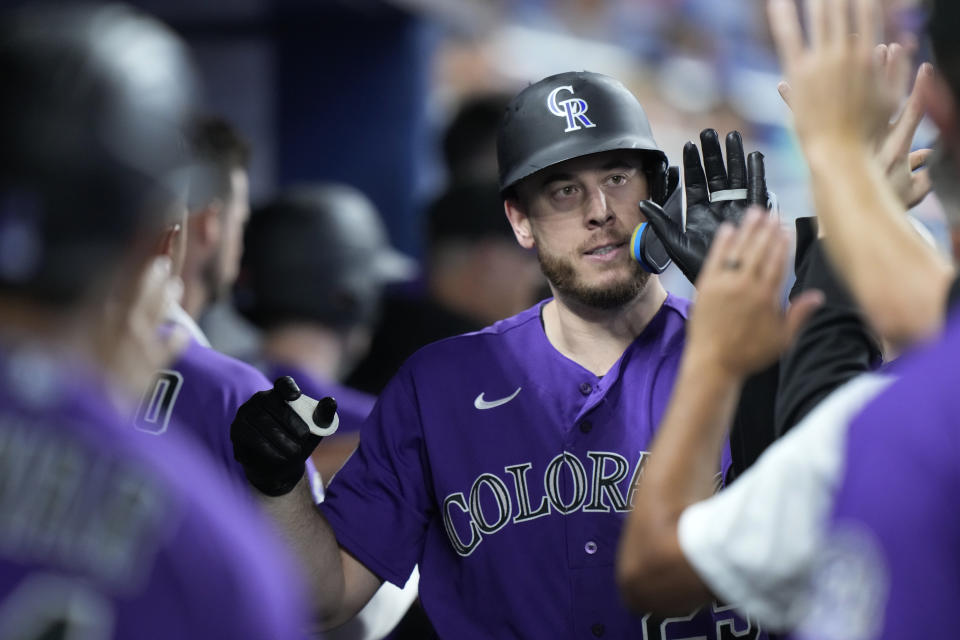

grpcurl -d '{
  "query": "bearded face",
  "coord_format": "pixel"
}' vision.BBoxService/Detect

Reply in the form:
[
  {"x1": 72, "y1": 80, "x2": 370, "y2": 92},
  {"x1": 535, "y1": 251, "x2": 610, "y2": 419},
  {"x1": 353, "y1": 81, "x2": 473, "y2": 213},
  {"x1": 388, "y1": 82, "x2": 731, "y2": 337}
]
[
  {"x1": 506, "y1": 150, "x2": 655, "y2": 311},
  {"x1": 534, "y1": 225, "x2": 650, "y2": 310}
]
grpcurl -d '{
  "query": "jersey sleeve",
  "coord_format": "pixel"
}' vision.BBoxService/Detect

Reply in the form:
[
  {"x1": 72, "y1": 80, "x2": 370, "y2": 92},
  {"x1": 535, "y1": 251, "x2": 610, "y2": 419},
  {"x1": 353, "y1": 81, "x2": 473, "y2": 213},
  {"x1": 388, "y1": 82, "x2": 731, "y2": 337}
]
[
  {"x1": 319, "y1": 364, "x2": 433, "y2": 587},
  {"x1": 677, "y1": 374, "x2": 892, "y2": 631}
]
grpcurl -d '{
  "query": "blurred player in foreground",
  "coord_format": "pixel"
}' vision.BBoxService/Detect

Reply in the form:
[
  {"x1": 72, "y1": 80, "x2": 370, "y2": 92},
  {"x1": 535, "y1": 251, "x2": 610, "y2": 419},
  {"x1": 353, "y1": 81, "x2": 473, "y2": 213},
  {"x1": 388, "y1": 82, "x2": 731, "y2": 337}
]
[
  {"x1": 230, "y1": 70, "x2": 776, "y2": 637},
  {"x1": 617, "y1": 20, "x2": 934, "y2": 638},
  {"x1": 0, "y1": 5, "x2": 309, "y2": 638},
  {"x1": 619, "y1": 0, "x2": 960, "y2": 638},
  {"x1": 768, "y1": 0, "x2": 960, "y2": 638}
]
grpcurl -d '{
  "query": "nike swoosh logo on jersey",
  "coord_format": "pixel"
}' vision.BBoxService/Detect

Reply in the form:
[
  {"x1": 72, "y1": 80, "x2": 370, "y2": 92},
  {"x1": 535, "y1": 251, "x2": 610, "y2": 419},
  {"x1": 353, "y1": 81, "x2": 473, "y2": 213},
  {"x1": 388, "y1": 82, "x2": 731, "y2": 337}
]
[{"x1": 474, "y1": 387, "x2": 522, "y2": 410}]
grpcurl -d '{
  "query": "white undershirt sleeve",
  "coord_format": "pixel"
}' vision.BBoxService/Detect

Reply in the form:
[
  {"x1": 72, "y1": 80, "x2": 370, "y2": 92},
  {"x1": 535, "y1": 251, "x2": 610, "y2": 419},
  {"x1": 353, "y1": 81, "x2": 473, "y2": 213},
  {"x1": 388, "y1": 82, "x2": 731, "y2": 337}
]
[{"x1": 677, "y1": 374, "x2": 893, "y2": 631}]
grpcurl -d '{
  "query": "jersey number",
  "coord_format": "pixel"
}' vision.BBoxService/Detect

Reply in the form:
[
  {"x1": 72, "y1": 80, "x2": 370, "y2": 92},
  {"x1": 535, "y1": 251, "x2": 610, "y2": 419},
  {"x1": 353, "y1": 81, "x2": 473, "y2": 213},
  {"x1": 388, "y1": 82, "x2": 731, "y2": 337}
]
[
  {"x1": 133, "y1": 370, "x2": 183, "y2": 435},
  {"x1": 641, "y1": 603, "x2": 762, "y2": 640}
]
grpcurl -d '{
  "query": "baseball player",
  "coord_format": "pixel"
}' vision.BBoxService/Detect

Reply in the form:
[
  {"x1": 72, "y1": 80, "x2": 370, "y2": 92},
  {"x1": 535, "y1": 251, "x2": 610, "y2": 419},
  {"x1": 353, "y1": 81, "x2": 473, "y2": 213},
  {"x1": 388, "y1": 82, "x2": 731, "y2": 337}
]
[
  {"x1": 231, "y1": 71, "x2": 772, "y2": 638},
  {"x1": 236, "y1": 183, "x2": 417, "y2": 467},
  {"x1": 132, "y1": 127, "x2": 421, "y2": 640},
  {"x1": 0, "y1": 5, "x2": 309, "y2": 638},
  {"x1": 132, "y1": 117, "x2": 273, "y2": 492}
]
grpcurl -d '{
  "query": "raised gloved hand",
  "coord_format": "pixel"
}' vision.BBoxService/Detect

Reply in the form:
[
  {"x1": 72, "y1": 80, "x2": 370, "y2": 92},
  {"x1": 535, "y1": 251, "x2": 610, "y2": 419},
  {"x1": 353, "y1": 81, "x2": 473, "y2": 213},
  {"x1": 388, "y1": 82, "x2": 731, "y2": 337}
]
[
  {"x1": 231, "y1": 376, "x2": 338, "y2": 497},
  {"x1": 634, "y1": 129, "x2": 770, "y2": 284}
]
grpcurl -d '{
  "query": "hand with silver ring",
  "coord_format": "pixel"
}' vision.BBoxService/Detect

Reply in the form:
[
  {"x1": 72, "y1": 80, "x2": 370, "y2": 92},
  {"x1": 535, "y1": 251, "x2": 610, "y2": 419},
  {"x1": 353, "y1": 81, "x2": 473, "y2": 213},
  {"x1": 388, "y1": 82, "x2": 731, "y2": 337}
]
[{"x1": 684, "y1": 208, "x2": 823, "y2": 378}]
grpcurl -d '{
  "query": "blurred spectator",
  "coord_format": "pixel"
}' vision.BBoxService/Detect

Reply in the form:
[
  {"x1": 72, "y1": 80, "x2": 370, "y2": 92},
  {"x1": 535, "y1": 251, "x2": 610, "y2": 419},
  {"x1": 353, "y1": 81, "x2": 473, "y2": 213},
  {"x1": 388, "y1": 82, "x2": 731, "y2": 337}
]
[
  {"x1": 442, "y1": 93, "x2": 512, "y2": 186},
  {"x1": 347, "y1": 181, "x2": 543, "y2": 394}
]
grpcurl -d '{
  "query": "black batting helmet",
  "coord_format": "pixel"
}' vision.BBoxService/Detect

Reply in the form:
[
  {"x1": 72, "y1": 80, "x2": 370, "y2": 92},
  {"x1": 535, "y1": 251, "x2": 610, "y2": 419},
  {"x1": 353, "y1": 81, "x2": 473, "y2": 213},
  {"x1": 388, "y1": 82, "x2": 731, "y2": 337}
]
[
  {"x1": 0, "y1": 4, "x2": 198, "y2": 303},
  {"x1": 497, "y1": 71, "x2": 669, "y2": 204},
  {"x1": 236, "y1": 184, "x2": 417, "y2": 330}
]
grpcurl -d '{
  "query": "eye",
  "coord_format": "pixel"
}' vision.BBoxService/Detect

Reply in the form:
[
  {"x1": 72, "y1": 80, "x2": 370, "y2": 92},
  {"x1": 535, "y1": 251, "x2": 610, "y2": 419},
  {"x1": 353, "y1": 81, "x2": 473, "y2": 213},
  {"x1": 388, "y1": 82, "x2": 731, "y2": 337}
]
[
  {"x1": 607, "y1": 174, "x2": 628, "y2": 186},
  {"x1": 552, "y1": 184, "x2": 579, "y2": 200}
]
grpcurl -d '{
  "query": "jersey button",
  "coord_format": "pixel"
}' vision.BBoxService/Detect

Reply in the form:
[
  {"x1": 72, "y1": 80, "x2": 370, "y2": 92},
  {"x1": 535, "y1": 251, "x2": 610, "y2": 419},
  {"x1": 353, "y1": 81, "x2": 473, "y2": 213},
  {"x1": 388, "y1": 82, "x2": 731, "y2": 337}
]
[
  {"x1": 579, "y1": 420, "x2": 593, "y2": 434},
  {"x1": 584, "y1": 540, "x2": 598, "y2": 554},
  {"x1": 579, "y1": 382, "x2": 592, "y2": 395},
  {"x1": 591, "y1": 623, "x2": 605, "y2": 636}
]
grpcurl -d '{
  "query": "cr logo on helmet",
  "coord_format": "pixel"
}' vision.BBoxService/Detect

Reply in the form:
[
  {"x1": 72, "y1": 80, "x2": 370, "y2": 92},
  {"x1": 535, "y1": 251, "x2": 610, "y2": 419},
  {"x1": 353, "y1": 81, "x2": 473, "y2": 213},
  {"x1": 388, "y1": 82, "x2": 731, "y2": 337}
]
[{"x1": 546, "y1": 86, "x2": 596, "y2": 133}]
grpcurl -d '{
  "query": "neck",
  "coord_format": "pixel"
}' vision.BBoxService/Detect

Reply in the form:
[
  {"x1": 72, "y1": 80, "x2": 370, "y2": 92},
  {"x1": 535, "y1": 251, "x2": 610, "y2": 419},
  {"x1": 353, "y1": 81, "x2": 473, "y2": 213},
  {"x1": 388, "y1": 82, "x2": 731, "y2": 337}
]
[
  {"x1": 0, "y1": 298, "x2": 97, "y2": 359},
  {"x1": 0, "y1": 296, "x2": 138, "y2": 414},
  {"x1": 542, "y1": 277, "x2": 668, "y2": 376},
  {"x1": 261, "y1": 324, "x2": 345, "y2": 382}
]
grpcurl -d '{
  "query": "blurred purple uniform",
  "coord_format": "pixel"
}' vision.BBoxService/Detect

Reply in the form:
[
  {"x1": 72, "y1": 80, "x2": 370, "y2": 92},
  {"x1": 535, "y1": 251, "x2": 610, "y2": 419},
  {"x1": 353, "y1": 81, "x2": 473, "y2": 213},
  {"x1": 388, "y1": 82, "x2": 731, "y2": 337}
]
[
  {"x1": 321, "y1": 297, "x2": 754, "y2": 639},
  {"x1": 798, "y1": 312, "x2": 960, "y2": 640},
  {"x1": 134, "y1": 336, "x2": 271, "y2": 489},
  {"x1": 264, "y1": 361, "x2": 375, "y2": 435},
  {"x1": 0, "y1": 347, "x2": 308, "y2": 639}
]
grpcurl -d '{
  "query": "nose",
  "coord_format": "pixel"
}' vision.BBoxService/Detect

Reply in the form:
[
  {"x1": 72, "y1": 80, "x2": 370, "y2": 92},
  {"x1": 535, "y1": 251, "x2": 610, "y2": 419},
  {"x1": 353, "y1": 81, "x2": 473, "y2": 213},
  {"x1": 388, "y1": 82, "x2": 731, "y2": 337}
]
[{"x1": 584, "y1": 186, "x2": 614, "y2": 229}]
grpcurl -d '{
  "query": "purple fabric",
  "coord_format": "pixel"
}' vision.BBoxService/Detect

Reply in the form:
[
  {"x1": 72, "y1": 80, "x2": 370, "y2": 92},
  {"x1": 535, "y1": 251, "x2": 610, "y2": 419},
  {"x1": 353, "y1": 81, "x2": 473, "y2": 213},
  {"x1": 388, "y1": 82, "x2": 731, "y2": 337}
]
[
  {"x1": 321, "y1": 296, "x2": 745, "y2": 639},
  {"x1": 133, "y1": 337, "x2": 271, "y2": 490},
  {"x1": 263, "y1": 361, "x2": 375, "y2": 435},
  {"x1": 0, "y1": 346, "x2": 309, "y2": 639},
  {"x1": 803, "y1": 313, "x2": 960, "y2": 640}
]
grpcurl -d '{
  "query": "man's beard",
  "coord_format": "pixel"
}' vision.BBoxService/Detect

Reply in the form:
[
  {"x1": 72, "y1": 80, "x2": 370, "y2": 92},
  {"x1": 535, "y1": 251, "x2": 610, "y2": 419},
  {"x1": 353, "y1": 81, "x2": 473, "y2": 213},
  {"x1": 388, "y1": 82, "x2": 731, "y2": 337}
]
[{"x1": 537, "y1": 246, "x2": 650, "y2": 310}]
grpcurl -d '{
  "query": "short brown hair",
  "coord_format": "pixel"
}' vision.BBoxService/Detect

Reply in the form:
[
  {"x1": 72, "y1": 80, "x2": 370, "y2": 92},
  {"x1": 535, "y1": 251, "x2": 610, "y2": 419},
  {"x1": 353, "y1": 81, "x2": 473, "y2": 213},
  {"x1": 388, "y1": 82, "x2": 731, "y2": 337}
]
[{"x1": 186, "y1": 115, "x2": 250, "y2": 210}]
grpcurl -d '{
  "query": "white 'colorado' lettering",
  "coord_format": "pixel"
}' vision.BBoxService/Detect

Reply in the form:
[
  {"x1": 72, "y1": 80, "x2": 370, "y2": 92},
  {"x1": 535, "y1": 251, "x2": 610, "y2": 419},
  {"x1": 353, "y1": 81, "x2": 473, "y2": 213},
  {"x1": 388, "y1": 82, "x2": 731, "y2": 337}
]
[{"x1": 441, "y1": 450, "x2": 651, "y2": 556}]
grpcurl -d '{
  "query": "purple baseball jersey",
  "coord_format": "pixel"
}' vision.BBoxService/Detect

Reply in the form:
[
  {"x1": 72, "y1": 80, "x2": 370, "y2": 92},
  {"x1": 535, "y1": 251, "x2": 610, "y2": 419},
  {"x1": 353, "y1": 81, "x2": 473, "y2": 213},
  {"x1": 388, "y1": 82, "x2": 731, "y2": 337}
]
[
  {"x1": 796, "y1": 313, "x2": 960, "y2": 640},
  {"x1": 321, "y1": 296, "x2": 753, "y2": 639},
  {"x1": 263, "y1": 361, "x2": 375, "y2": 435},
  {"x1": 0, "y1": 346, "x2": 309, "y2": 639},
  {"x1": 133, "y1": 336, "x2": 271, "y2": 489}
]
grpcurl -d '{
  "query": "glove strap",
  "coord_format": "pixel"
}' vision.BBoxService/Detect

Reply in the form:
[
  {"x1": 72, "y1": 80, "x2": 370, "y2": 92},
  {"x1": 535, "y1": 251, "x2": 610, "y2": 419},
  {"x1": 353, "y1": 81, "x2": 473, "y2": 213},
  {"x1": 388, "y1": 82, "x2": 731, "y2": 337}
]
[
  {"x1": 631, "y1": 222, "x2": 670, "y2": 274},
  {"x1": 709, "y1": 189, "x2": 748, "y2": 202},
  {"x1": 631, "y1": 222, "x2": 652, "y2": 271}
]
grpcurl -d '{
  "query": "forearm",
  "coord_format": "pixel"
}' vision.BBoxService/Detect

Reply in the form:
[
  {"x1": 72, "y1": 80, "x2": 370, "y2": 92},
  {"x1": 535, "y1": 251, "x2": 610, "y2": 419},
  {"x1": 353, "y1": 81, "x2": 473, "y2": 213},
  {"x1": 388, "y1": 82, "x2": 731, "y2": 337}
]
[
  {"x1": 806, "y1": 143, "x2": 954, "y2": 347},
  {"x1": 258, "y1": 475, "x2": 348, "y2": 625},
  {"x1": 617, "y1": 355, "x2": 740, "y2": 612}
]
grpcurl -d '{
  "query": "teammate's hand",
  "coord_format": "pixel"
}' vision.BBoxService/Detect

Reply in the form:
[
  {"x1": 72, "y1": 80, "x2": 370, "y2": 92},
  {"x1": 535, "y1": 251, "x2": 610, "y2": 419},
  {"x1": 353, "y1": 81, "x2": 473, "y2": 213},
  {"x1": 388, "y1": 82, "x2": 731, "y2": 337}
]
[
  {"x1": 685, "y1": 209, "x2": 823, "y2": 379},
  {"x1": 778, "y1": 44, "x2": 934, "y2": 209},
  {"x1": 231, "y1": 376, "x2": 335, "y2": 497},
  {"x1": 637, "y1": 129, "x2": 769, "y2": 284},
  {"x1": 768, "y1": 0, "x2": 906, "y2": 159}
]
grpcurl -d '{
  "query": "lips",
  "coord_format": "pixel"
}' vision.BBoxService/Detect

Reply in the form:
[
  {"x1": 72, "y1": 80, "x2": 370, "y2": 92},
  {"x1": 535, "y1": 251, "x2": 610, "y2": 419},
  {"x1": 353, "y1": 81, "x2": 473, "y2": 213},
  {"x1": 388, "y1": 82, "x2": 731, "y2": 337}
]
[{"x1": 584, "y1": 241, "x2": 627, "y2": 256}]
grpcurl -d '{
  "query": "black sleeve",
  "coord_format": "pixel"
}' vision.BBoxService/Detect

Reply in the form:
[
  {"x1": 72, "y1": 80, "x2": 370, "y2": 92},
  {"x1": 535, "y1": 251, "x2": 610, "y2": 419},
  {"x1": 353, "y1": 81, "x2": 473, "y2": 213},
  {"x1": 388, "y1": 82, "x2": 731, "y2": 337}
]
[
  {"x1": 774, "y1": 217, "x2": 882, "y2": 438},
  {"x1": 725, "y1": 218, "x2": 882, "y2": 483},
  {"x1": 727, "y1": 360, "x2": 780, "y2": 482}
]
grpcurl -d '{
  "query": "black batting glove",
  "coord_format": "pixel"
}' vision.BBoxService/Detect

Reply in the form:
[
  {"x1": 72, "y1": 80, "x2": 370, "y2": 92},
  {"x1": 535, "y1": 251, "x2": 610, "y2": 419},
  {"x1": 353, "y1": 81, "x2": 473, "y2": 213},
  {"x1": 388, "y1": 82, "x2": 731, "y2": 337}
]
[
  {"x1": 231, "y1": 376, "x2": 337, "y2": 497},
  {"x1": 637, "y1": 129, "x2": 769, "y2": 284}
]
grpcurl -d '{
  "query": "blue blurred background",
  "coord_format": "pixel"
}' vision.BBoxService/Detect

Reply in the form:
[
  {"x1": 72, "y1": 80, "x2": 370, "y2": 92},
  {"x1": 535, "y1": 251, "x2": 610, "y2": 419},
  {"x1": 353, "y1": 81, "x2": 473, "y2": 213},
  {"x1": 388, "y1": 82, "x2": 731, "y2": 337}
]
[{"x1": 32, "y1": 0, "x2": 947, "y2": 297}]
